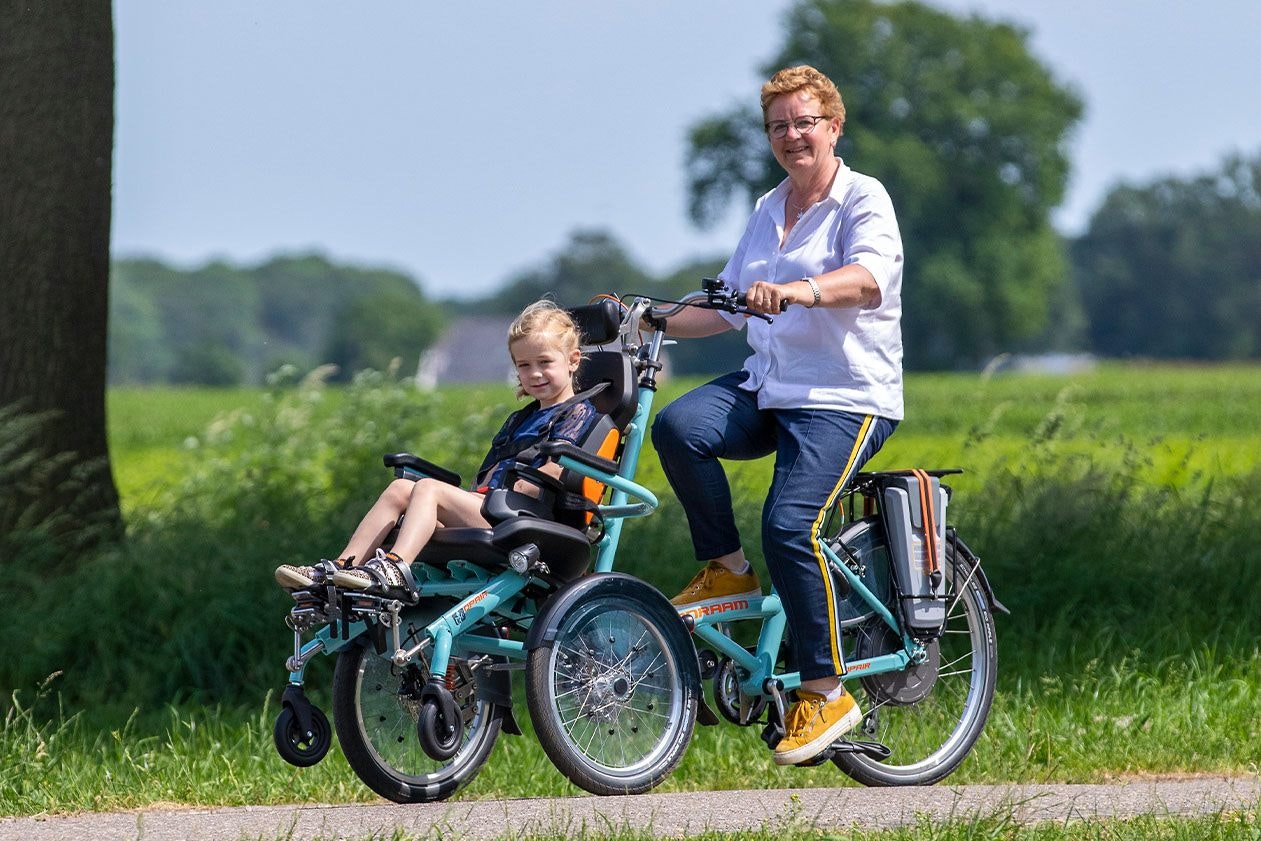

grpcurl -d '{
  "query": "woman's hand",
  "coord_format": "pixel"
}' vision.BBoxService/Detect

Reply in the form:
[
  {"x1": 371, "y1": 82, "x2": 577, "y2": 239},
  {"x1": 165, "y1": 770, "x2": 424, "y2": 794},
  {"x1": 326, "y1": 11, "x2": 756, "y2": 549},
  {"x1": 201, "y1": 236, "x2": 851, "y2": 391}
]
[{"x1": 744, "y1": 280, "x2": 809, "y2": 314}]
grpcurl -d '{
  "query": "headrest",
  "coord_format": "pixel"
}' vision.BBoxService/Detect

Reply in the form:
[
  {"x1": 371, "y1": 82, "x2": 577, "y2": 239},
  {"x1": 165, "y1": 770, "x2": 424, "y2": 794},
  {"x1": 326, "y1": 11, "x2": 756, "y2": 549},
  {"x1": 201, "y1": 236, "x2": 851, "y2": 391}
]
[
  {"x1": 575, "y1": 350, "x2": 637, "y2": 430},
  {"x1": 567, "y1": 299, "x2": 623, "y2": 346}
]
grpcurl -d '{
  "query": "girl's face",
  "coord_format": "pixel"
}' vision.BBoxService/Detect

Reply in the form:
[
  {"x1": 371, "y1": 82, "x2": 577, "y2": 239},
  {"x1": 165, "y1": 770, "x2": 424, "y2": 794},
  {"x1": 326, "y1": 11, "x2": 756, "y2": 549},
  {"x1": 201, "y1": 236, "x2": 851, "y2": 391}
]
[{"x1": 510, "y1": 334, "x2": 580, "y2": 407}]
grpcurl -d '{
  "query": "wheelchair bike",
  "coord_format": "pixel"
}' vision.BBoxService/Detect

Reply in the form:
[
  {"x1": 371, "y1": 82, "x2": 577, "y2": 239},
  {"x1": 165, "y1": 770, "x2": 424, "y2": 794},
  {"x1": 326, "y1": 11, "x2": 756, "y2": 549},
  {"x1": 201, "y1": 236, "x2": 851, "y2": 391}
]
[{"x1": 272, "y1": 281, "x2": 1006, "y2": 799}]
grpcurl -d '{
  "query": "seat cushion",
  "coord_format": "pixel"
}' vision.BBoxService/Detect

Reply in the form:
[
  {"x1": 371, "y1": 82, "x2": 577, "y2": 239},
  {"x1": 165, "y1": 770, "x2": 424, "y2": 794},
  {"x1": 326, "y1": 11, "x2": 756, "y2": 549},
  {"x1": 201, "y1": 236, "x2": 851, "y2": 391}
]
[{"x1": 415, "y1": 527, "x2": 506, "y2": 567}]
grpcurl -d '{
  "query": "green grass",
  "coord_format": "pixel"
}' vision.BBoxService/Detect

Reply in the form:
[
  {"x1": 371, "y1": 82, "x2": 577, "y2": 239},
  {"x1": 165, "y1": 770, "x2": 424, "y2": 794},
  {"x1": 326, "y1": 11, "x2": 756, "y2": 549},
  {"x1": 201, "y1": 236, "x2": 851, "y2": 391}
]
[
  {"x1": 106, "y1": 362, "x2": 1261, "y2": 503},
  {"x1": 364, "y1": 812, "x2": 1261, "y2": 840}
]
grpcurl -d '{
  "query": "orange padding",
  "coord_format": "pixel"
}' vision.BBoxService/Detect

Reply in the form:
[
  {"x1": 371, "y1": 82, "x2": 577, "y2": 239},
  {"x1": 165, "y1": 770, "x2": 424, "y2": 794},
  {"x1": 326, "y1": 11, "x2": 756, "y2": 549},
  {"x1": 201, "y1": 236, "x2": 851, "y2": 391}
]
[{"x1": 580, "y1": 429, "x2": 621, "y2": 523}]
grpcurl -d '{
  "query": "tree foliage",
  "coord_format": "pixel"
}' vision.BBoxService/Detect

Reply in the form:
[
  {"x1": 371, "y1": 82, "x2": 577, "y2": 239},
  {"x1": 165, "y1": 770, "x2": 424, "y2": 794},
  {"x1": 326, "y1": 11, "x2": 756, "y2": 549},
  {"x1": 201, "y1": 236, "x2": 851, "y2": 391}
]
[
  {"x1": 686, "y1": 0, "x2": 1084, "y2": 369},
  {"x1": 482, "y1": 230, "x2": 656, "y2": 315},
  {"x1": 1072, "y1": 151, "x2": 1261, "y2": 360},
  {"x1": 109, "y1": 254, "x2": 445, "y2": 384}
]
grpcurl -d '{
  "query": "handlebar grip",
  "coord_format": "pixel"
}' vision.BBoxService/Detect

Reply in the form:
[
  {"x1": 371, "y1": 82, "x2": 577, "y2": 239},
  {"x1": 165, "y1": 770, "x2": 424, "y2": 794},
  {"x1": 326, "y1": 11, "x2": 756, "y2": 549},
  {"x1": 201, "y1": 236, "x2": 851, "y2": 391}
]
[{"x1": 733, "y1": 292, "x2": 789, "y2": 312}]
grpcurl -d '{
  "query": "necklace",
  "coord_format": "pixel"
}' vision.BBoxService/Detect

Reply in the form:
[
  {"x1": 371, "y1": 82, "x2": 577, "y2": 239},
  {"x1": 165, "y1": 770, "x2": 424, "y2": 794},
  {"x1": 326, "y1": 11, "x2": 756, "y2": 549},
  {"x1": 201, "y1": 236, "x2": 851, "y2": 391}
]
[{"x1": 788, "y1": 190, "x2": 817, "y2": 220}]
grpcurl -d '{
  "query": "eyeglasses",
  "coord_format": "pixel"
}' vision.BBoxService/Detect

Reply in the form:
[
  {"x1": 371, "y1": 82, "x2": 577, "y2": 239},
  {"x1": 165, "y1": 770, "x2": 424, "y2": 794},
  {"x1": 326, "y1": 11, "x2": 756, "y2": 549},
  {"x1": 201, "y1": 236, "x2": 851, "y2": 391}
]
[{"x1": 764, "y1": 115, "x2": 829, "y2": 139}]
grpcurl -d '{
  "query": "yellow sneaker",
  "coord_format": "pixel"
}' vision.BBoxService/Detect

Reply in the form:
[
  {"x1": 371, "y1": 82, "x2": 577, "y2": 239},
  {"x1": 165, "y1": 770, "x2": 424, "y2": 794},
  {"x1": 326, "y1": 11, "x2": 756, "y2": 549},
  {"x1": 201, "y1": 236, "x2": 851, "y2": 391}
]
[
  {"x1": 670, "y1": 561, "x2": 761, "y2": 611},
  {"x1": 773, "y1": 689, "x2": 863, "y2": 766}
]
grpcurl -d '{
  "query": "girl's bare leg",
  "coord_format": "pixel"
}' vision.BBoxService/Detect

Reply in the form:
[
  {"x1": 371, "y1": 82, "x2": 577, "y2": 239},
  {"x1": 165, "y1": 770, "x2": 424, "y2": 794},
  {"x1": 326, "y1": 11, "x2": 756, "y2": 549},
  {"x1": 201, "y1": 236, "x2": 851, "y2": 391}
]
[
  {"x1": 337, "y1": 479, "x2": 414, "y2": 564},
  {"x1": 389, "y1": 479, "x2": 490, "y2": 562}
]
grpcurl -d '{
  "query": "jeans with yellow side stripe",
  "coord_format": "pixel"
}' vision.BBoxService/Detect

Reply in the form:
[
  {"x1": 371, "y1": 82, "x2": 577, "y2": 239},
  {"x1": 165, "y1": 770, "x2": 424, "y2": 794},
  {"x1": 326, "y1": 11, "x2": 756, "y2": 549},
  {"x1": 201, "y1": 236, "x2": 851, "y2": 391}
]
[{"x1": 652, "y1": 371, "x2": 897, "y2": 681}]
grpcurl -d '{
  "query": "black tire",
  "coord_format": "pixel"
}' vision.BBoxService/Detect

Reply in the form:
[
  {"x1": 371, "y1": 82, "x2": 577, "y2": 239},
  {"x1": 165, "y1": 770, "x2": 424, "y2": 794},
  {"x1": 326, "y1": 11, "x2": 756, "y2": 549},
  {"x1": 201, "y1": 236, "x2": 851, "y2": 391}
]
[
  {"x1": 273, "y1": 705, "x2": 332, "y2": 767},
  {"x1": 332, "y1": 622, "x2": 503, "y2": 804},
  {"x1": 526, "y1": 574, "x2": 698, "y2": 795},
  {"x1": 832, "y1": 544, "x2": 998, "y2": 786}
]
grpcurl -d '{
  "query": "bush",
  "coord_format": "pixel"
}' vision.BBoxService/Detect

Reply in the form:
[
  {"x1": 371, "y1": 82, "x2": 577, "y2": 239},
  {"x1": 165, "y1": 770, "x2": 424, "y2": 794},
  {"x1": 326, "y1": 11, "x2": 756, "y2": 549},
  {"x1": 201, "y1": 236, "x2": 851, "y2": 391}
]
[{"x1": 0, "y1": 367, "x2": 507, "y2": 709}]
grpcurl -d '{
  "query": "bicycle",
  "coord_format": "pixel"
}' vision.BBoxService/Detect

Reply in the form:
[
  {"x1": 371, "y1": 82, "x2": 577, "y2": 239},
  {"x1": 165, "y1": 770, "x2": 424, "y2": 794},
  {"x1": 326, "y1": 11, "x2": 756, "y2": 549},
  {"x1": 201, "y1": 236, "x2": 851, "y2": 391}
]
[{"x1": 272, "y1": 280, "x2": 1007, "y2": 799}]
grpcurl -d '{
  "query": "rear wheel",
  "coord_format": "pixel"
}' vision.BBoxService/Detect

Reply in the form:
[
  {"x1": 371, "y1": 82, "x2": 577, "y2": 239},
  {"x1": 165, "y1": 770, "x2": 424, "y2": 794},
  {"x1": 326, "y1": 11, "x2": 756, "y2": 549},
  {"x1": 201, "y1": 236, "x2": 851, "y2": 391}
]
[
  {"x1": 833, "y1": 545, "x2": 997, "y2": 786},
  {"x1": 332, "y1": 613, "x2": 503, "y2": 803},
  {"x1": 526, "y1": 575, "x2": 698, "y2": 795}
]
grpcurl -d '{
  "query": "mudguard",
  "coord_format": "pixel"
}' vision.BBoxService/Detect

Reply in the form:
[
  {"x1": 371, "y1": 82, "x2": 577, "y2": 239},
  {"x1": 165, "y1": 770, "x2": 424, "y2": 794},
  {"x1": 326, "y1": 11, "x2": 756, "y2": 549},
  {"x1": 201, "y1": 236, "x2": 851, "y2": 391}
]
[
  {"x1": 525, "y1": 572, "x2": 683, "y2": 649},
  {"x1": 525, "y1": 572, "x2": 717, "y2": 725},
  {"x1": 948, "y1": 529, "x2": 1010, "y2": 615}
]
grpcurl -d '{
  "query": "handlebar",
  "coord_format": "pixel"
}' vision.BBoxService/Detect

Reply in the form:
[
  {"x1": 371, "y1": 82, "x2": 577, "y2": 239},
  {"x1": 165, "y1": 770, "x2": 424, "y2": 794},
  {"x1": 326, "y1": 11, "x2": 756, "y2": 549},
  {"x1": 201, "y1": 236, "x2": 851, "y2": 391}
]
[{"x1": 646, "y1": 278, "x2": 786, "y2": 325}]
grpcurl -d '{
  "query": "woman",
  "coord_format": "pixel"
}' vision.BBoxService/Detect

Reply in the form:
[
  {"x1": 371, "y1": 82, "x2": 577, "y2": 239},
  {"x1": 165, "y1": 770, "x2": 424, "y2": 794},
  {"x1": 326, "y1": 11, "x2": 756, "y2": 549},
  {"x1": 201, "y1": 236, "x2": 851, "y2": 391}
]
[{"x1": 652, "y1": 65, "x2": 903, "y2": 766}]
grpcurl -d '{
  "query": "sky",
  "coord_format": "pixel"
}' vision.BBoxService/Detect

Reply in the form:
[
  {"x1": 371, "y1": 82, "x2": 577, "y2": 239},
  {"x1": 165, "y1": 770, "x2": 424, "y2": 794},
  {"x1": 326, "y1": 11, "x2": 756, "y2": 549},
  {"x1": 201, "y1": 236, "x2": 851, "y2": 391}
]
[{"x1": 112, "y1": 1, "x2": 1261, "y2": 300}]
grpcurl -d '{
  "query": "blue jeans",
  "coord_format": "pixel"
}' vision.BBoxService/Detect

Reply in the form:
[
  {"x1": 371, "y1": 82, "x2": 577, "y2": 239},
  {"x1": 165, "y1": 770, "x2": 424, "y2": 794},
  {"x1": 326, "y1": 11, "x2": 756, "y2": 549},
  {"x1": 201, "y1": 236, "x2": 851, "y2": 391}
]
[{"x1": 652, "y1": 371, "x2": 897, "y2": 680}]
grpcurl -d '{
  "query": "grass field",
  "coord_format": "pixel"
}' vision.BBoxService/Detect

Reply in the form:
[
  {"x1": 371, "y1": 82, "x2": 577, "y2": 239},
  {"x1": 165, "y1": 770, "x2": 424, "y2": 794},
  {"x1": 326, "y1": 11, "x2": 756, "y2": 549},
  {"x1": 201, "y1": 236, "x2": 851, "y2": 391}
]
[
  {"x1": 3, "y1": 362, "x2": 1259, "y2": 819},
  {"x1": 106, "y1": 362, "x2": 1261, "y2": 503}
]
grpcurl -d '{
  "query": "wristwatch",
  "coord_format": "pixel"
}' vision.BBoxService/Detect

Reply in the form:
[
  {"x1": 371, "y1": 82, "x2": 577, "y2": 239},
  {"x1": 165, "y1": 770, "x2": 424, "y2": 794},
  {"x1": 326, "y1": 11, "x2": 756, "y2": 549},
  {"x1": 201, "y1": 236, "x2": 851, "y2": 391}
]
[{"x1": 801, "y1": 276, "x2": 821, "y2": 308}]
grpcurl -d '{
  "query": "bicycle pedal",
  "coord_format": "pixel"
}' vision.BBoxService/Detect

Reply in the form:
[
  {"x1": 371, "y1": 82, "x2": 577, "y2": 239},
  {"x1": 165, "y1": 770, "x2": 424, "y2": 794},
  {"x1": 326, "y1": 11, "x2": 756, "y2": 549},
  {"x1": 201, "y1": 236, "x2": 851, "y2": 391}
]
[
  {"x1": 829, "y1": 738, "x2": 892, "y2": 760},
  {"x1": 793, "y1": 749, "x2": 836, "y2": 767}
]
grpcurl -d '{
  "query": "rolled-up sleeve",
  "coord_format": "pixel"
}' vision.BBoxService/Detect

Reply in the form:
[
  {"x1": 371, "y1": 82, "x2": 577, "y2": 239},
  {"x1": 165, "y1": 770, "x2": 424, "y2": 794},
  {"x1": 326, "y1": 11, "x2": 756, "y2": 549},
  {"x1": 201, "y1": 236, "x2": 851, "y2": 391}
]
[{"x1": 842, "y1": 179, "x2": 902, "y2": 304}]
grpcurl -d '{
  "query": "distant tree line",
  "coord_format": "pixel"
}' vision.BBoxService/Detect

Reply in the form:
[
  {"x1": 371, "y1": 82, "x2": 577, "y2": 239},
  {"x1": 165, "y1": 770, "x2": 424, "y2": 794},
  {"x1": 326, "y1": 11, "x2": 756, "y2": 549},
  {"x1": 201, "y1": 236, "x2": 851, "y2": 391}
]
[
  {"x1": 109, "y1": 254, "x2": 445, "y2": 385},
  {"x1": 112, "y1": 142, "x2": 1261, "y2": 386}
]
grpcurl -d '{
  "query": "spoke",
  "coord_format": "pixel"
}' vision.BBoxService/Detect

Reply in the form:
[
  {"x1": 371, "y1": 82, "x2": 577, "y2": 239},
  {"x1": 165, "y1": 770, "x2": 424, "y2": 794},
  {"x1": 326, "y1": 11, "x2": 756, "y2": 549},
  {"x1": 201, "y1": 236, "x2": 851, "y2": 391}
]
[
  {"x1": 936, "y1": 668, "x2": 975, "y2": 680},
  {"x1": 938, "y1": 650, "x2": 973, "y2": 673},
  {"x1": 946, "y1": 564, "x2": 979, "y2": 615}
]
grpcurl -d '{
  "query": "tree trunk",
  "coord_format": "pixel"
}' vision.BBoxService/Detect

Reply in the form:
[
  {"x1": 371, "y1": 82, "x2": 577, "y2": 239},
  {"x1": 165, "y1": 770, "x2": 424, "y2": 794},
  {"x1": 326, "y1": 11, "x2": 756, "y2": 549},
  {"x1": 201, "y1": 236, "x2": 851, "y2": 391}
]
[{"x1": 0, "y1": 0, "x2": 121, "y2": 549}]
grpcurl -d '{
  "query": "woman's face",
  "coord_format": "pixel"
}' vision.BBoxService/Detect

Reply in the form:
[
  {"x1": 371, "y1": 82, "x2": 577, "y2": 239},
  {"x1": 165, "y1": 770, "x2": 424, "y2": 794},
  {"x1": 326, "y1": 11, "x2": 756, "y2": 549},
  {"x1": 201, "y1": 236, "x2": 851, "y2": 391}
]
[{"x1": 765, "y1": 91, "x2": 840, "y2": 179}]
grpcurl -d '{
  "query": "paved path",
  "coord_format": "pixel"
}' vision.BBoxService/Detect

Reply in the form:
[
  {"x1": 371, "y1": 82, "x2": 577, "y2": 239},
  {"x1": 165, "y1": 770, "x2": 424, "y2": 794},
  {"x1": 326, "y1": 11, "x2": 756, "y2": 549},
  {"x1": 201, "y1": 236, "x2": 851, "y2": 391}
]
[{"x1": 3, "y1": 778, "x2": 1258, "y2": 841}]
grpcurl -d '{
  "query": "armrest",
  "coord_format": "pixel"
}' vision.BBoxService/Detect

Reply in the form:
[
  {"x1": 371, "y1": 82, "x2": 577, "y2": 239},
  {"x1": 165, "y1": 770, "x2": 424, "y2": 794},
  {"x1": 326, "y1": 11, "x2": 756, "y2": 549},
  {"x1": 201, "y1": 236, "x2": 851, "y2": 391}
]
[
  {"x1": 382, "y1": 453, "x2": 461, "y2": 486},
  {"x1": 536, "y1": 440, "x2": 619, "y2": 477},
  {"x1": 509, "y1": 463, "x2": 566, "y2": 494}
]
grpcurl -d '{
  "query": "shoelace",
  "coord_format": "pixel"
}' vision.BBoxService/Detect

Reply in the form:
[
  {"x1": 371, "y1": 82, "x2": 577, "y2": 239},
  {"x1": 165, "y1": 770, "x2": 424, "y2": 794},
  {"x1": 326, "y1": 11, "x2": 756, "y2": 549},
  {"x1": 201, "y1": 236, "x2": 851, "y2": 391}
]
[
  {"x1": 784, "y1": 696, "x2": 828, "y2": 737},
  {"x1": 683, "y1": 565, "x2": 720, "y2": 594}
]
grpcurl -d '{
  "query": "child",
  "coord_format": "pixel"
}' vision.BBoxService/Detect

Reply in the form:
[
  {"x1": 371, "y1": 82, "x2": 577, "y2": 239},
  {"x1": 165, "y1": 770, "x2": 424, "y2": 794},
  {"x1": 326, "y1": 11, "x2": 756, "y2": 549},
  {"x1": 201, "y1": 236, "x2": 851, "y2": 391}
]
[{"x1": 274, "y1": 300, "x2": 599, "y2": 597}]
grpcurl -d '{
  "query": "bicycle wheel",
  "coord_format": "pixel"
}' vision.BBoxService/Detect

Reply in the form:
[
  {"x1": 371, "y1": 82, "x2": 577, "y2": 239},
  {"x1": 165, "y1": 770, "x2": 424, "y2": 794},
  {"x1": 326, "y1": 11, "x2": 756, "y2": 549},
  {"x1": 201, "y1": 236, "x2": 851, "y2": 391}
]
[
  {"x1": 332, "y1": 615, "x2": 504, "y2": 803},
  {"x1": 526, "y1": 575, "x2": 698, "y2": 795},
  {"x1": 833, "y1": 543, "x2": 997, "y2": 786}
]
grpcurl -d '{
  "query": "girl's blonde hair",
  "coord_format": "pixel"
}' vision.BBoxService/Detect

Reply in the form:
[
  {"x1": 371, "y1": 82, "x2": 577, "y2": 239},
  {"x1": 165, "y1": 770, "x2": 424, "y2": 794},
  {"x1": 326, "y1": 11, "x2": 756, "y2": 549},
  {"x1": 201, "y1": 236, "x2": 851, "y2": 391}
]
[{"x1": 507, "y1": 300, "x2": 582, "y2": 397}]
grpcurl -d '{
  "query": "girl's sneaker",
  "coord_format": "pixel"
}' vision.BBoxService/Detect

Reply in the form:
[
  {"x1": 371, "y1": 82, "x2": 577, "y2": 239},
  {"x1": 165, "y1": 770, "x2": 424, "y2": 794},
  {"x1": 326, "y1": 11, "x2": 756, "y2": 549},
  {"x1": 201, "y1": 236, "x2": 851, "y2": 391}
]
[
  {"x1": 331, "y1": 549, "x2": 416, "y2": 599},
  {"x1": 274, "y1": 564, "x2": 318, "y2": 590}
]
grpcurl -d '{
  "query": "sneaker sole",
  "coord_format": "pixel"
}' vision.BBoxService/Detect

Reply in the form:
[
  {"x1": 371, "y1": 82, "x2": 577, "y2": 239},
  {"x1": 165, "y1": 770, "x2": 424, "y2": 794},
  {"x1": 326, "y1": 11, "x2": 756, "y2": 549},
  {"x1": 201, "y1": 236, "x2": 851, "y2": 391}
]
[
  {"x1": 672, "y1": 588, "x2": 762, "y2": 615},
  {"x1": 329, "y1": 571, "x2": 372, "y2": 590},
  {"x1": 275, "y1": 569, "x2": 315, "y2": 589},
  {"x1": 772, "y1": 702, "x2": 864, "y2": 766}
]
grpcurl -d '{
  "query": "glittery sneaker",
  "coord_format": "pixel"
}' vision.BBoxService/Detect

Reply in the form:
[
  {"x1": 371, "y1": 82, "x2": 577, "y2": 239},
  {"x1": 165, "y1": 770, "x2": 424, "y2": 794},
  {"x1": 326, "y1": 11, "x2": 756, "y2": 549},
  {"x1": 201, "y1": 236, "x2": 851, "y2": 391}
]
[
  {"x1": 773, "y1": 689, "x2": 863, "y2": 766},
  {"x1": 274, "y1": 564, "x2": 318, "y2": 590}
]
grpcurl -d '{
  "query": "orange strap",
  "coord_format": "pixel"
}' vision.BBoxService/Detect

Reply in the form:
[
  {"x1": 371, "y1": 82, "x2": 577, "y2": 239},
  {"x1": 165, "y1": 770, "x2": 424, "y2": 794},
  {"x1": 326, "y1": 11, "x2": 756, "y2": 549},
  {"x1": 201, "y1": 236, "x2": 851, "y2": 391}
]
[{"x1": 910, "y1": 468, "x2": 940, "y2": 577}]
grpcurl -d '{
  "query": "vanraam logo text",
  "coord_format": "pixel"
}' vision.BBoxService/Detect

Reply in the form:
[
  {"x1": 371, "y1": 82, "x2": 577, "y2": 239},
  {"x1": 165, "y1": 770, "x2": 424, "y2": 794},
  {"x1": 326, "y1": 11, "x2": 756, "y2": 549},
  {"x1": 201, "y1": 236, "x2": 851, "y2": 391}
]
[{"x1": 679, "y1": 599, "x2": 750, "y2": 621}]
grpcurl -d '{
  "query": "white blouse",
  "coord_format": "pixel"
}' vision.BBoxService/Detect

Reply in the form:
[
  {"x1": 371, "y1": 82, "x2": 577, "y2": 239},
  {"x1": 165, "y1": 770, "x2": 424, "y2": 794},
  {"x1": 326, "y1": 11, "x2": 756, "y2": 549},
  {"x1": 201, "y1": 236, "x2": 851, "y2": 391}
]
[{"x1": 717, "y1": 158, "x2": 905, "y2": 420}]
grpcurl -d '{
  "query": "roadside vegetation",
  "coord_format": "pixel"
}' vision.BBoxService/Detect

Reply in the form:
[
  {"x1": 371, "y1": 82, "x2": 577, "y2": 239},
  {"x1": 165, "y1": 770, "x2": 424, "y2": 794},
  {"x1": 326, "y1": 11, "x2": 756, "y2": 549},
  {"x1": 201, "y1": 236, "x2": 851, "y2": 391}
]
[{"x1": 3, "y1": 364, "x2": 1260, "y2": 817}]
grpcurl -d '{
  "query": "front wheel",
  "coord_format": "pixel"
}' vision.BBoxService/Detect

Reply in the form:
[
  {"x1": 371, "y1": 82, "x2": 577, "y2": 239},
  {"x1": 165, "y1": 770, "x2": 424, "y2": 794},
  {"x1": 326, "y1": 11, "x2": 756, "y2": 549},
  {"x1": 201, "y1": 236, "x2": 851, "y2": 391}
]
[
  {"x1": 526, "y1": 574, "x2": 698, "y2": 795},
  {"x1": 273, "y1": 705, "x2": 331, "y2": 767},
  {"x1": 332, "y1": 620, "x2": 503, "y2": 803},
  {"x1": 833, "y1": 544, "x2": 998, "y2": 786}
]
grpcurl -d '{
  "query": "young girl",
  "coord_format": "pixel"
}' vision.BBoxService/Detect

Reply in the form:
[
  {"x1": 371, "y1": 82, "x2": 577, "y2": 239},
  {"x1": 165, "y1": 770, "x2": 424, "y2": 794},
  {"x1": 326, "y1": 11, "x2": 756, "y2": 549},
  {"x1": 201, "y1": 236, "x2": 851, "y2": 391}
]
[{"x1": 274, "y1": 300, "x2": 598, "y2": 596}]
